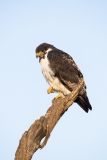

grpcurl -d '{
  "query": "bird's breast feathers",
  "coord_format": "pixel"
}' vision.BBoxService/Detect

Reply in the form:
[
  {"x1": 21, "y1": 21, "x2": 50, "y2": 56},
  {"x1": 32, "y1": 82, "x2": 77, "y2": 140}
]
[
  {"x1": 40, "y1": 52, "x2": 54, "y2": 83},
  {"x1": 40, "y1": 51, "x2": 71, "y2": 95}
]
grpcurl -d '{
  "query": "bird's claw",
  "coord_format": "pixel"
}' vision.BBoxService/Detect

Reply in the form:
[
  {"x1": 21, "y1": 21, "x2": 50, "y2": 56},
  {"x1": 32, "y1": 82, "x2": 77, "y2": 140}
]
[
  {"x1": 47, "y1": 86, "x2": 55, "y2": 94},
  {"x1": 55, "y1": 92, "x2": 64, "y2": 99}
]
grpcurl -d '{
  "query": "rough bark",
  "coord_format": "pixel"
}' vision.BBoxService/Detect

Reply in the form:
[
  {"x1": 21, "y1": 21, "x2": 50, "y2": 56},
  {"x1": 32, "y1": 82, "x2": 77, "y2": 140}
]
[{"x1": 14, "y1": 79, "x2": 83, "y2": 160}]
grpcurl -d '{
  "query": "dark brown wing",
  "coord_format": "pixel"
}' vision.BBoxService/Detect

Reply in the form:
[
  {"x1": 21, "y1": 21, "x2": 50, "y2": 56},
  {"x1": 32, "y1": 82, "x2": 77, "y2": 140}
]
[
  {"x1": 47, "y1": 48, "x2": 92, "y2": 113},
  {"x1": 48, "y1": 49, "x2": 83, "y2": 91}
]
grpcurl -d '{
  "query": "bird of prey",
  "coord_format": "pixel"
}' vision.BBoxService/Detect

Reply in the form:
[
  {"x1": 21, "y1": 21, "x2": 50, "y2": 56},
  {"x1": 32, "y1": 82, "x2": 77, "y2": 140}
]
[{"x1": 35, "y1": 43, "x2": 92, "y2": 113}]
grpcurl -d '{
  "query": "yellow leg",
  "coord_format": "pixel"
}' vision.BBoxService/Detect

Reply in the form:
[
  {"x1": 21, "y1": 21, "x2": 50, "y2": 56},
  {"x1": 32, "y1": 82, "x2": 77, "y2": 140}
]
[
  {"x1": 47, "y1": 86, "x2": 55, "y2": 94},
  {"x1": 55, "y1": 92, "x2": 64, "y2": 99}
]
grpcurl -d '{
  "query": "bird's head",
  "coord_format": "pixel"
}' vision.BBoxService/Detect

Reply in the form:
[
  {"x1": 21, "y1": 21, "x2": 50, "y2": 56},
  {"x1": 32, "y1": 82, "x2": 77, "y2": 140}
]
[{"x1": 35, "y1": 43, "x2": 55, "y2": 59}]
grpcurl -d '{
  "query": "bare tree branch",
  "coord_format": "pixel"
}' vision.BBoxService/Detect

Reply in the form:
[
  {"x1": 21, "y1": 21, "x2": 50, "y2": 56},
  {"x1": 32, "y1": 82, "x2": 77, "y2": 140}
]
[{"x1": 14, "y1": 79, "x2": 83, "y2": 160}]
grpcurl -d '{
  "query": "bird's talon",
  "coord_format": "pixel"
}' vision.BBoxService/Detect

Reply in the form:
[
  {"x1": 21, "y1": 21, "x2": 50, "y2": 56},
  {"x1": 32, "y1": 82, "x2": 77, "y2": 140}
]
[
  {"x1": 47, "y1": 86, "x2": 55, "y2": 94},
  {"x1": 55, "y1": 92, "x2": 64, "y2": 99}
]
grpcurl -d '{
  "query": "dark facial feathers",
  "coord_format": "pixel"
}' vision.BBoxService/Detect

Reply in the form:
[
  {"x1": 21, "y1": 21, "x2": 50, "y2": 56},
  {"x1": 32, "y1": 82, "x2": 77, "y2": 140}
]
[{"x1": 36, "y1": 43, "x2": 55, "y2": 53}]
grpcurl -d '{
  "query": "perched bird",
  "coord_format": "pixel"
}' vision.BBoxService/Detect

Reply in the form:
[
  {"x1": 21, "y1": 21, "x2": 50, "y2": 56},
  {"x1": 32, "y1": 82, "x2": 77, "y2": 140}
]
[{"x1": 35, "y1": 43, "x2": 92, "y2": 113}]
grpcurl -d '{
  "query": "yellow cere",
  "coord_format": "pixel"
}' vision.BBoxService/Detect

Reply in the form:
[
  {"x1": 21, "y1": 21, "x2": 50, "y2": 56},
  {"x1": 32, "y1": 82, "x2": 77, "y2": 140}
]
[{"x1": 36, "y1": 51, "x2": 44, "y2": 57}]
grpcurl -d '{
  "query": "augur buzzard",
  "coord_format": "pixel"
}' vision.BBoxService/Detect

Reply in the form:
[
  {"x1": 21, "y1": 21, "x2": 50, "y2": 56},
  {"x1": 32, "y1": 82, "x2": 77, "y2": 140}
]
[{"x1": 35, "y1": 43, "x2": 92, "y2": 113}]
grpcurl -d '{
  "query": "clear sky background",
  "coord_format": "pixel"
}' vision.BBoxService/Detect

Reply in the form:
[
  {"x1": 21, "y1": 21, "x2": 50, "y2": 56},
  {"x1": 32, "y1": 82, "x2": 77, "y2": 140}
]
[{"x1": 0, "y1": 0, "x2": 107, "y2": 159}]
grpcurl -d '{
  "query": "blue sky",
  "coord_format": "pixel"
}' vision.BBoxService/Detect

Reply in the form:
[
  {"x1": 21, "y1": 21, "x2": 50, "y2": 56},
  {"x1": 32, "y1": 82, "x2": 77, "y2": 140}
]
[{"x1": 0, "y1": 0, "x2": 107, "y2": 159}]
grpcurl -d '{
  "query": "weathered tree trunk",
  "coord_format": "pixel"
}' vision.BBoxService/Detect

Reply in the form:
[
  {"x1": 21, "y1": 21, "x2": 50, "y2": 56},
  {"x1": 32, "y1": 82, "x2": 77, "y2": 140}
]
[{"x1": 14, "y1": 80, "x2": 83, "y2": 160}]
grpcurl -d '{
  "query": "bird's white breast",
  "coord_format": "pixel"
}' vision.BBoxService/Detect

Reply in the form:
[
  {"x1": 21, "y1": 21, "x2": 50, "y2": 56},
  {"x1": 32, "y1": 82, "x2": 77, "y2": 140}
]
[
  {"x1": 40, "y1": 52, "x2": 54, "y2": 83},
  {"x1": 40, "y1": 51, "x2": 71, "y2": 95}
]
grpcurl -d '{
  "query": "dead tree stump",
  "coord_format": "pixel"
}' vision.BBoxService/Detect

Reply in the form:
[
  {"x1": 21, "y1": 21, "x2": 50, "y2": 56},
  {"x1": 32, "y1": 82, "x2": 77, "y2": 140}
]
[{"x1": 14, "y1": 80, "x2": 83, "y2": 160}]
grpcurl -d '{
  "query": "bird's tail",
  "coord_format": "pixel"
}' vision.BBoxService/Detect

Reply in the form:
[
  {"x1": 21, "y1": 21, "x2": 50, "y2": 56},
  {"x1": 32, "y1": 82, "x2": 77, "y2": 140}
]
[{"x1": 75, "y1": 93, "x2": 92, "y2": 113}]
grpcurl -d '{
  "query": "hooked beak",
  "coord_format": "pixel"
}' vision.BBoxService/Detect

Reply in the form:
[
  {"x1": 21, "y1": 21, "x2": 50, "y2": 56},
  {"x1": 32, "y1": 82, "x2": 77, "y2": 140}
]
[{"x1": 36, "y1": 51, "x2": 44, "y2": 58}]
